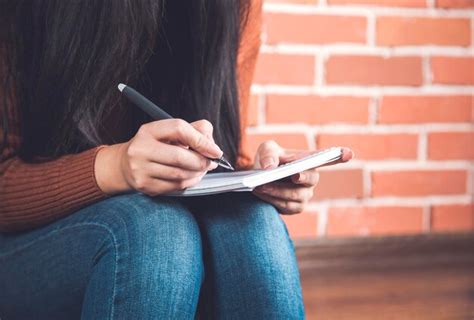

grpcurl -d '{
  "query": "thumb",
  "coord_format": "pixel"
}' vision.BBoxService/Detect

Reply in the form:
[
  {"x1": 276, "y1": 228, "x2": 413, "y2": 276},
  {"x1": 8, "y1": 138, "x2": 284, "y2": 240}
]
[{"x1": 257, "y1": 140, "x2": 282, "y2": 169}]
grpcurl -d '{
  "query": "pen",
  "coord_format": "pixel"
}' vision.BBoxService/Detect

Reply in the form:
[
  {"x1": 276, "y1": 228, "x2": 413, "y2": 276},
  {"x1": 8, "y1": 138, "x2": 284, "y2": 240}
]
[{"x1": 118, "y1": 83, "x2": 235, "y2": 171}]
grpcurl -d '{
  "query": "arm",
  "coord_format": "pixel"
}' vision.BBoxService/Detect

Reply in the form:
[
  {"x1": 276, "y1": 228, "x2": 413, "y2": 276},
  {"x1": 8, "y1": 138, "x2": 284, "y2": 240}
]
[
  {"x1": 0, "y1": 51, "x2": 109, "y2": 232},
  {"x1": 0, "y1": 118, "x2": 221, "y2": 233},
  {"x1": 235, "y1": 0, "x2": 355, "y2": 214},
  {"x1": 236, "y1": 0, "x2": 263, "y2": 170},
  {"x1": 0, "y1": 137, "x2": 109, "y2": 232}
]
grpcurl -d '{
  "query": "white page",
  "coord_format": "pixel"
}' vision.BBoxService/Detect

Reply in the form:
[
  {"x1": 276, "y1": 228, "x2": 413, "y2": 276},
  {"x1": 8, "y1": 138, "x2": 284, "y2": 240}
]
[
  {"x1": 190, "y1": 170, "x2": 256, "y2": 190},
  {"x1": 166, "y1": 147, "x2": 343, "y2": 196},
  {"x1": 243, "y1": 147, "x2": 342, "y2": 188}
]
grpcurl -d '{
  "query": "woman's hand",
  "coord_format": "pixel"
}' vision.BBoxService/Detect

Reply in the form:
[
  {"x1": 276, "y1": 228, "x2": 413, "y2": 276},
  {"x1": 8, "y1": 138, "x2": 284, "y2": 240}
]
[
  {"x1": 252, "y1": 141, "x2": 353, "y2": 215},
  {"x1": 95, "y1": 119, "x2": 222, "y2": 196}
]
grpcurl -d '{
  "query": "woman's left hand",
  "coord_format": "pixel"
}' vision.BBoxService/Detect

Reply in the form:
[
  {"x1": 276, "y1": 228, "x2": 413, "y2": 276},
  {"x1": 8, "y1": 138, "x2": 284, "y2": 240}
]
[{"x1": 252, "y1": 141, "x2": 353, "y2": 215}]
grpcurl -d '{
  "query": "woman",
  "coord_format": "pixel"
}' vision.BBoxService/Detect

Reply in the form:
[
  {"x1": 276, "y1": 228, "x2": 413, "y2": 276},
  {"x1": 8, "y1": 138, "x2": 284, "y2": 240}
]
[{"x1": 0, "y1": 0, "x2": 351, "y2": 319}]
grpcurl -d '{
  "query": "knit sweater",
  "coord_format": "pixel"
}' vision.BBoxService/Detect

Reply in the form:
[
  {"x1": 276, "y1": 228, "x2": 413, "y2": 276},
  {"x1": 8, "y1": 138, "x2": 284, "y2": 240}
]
[{"x1": 0, "y1": 0, "x2": 262, "y2": 232}]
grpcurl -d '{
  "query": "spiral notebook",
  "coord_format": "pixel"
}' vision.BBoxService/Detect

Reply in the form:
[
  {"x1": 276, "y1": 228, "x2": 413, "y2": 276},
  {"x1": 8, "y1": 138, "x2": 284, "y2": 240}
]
[{"x1": 166, "y1": 147, "x2": 343, "y2": 197}]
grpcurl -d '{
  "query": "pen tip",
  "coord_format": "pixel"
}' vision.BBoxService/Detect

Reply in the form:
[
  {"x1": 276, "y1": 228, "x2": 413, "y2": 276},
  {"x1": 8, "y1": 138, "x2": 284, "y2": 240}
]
[
  {"x1": 118, "y1": 83, "x2": 126, "y2": 92},
  {"x1": 220, "y1": 157, "x2": 235, "y2": 171}
]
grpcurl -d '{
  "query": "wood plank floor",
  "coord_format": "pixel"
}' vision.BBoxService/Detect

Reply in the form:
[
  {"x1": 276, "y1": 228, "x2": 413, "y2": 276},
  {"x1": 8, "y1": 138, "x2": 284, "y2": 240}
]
[{"x1": 296, "y1": 233, "x2": 474, "y2": 319}]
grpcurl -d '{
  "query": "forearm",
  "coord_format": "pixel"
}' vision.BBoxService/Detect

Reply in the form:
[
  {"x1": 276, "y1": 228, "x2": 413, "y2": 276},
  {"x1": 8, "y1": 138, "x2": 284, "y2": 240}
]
[
  {"x1": 94, "y1": 143, "x2": 132, "y2": 195},
  {"x1": 0, "y1": 147, "x2": 109, "y2": 232}
]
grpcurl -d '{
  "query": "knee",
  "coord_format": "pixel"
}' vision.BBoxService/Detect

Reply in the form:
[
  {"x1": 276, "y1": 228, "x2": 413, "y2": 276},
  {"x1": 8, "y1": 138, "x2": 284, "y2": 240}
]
[
  {"x1": 93, "y1": 193, "x2": 200, "y2": 242},
  {"x1": 205, "y1": 194, "x2": 304, "y2": 317},
  {"x1": 211, "y1": 194, "x2": 294, "y2": 264},
  {"x1": 87, "y1": 193, "x2": 203, "y2": 284},
  {"x1": 243, "y1": 197, "x2": 294, "y2": 259},
  {"x1": 233, "y1": 194, "x2": 289, "y2": 241}
]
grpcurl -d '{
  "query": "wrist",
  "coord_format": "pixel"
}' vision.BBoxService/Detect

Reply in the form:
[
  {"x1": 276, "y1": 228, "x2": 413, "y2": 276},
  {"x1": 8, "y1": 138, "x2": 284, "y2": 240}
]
[{"x1": 94, "y1": 143, "x2": 131, "y2": 195}]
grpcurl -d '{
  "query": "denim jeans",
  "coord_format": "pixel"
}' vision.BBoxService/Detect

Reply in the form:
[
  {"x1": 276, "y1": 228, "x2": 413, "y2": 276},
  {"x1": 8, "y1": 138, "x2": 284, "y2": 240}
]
[{"x1": 0, "y1": 192, "x2": 304, "y2": 319}]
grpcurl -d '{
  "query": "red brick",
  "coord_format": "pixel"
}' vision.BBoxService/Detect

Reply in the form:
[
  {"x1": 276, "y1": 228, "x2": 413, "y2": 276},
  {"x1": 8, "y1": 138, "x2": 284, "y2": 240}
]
[
  {"x1": 328, "y1": 0, "x2": 426, "y2": 6},
  {"x1": 281, "y1": 212, "x2": 318, "y2": 238},
  {"x1": 372, "y1": 170, "x2": 467, "y2": 197},
  {"x1": 377, "y1": 17, "x2": 471, "y2": 46},
  {"x1": 436, "y1": 0, "x2": 474, "y2": 8},
  {"x1": 254, "y1": 53, "x2": 315, "y2": 85},
  {"x1": 327, "y1": 206, "x2": 424, "y2": 237},
  {"x1": 431, "y1": 57, "x2": 474, "y2": 85},
  {"x1": 431, "y1": 204, "x2": 474, "y2": 232},
  {"x1": 265, "y1": 13, "x2": 366, "y2": 44},
  {"x1": 326, "y1": 55, "x2": 423, "y2": 86},
  {"x1": 316, "y1": 169, "x2": 364, "y2": 199},
  {"x1": 317, "y1": 133, "x2": 418, "y2": 160},
  {"x1": 244, "y1": 133, "x2": 309, "y2": 157},
  {"x1": 266, "y1": 95, "x2": 370, "y2": 124},
  {"x1": 428, "y1": 132, "x2": 474, "y2": 160},
  {"x1": 379, "y1": 95, "x2": 474, "y2": 124}
]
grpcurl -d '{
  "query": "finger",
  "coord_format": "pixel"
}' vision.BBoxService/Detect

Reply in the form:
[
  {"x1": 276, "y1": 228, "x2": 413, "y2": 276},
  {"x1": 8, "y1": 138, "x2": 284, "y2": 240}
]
[
  {"x1": 342, "y1": 147, "x2": 354, "y2": 162},
  {"x1": 134, "y1": 175, "x2": 204, "y2": 196},
  {"x1": 257, "y1": 140, "x2": 283, "y2": 169},
  {"x1": 279, "y1": 150, "x2": 311, "y2": 165},
  {"x1": 283, "y1": 149, "x2": 311, "y2": 155},
  {"x1": 253, "y1": 191, "x2": 304, "y2": 215},
  {"x1": 145, "y1": 162, "x2": 207, "y2": 181},
  {"x1": 291, "y1": 170, "x2": 320, "y2": 187},
  {"x1": 191, "y1": 119, "x2": 215, "y2": 142},
  {"x1": 255, "y1": 183, "x2": 313, "y2": 203},
  {"x1": 278, "y1": 153, "x2": 298, "y2": 165},
  {"x1": 317, "y1": 147, "x2": 354, "y2": 169},
  {"x1": 282, "y1": 148, "x2": 354, "y2": 168},
  {"x1": 147, "y1": 141, "x2": 216, "y2": 171},
  {"x1": 146, "y1": 119, "x2": 223, "y2": 159}
]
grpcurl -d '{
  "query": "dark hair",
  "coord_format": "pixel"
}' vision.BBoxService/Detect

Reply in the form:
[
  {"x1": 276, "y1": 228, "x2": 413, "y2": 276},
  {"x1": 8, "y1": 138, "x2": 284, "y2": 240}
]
[{"x1": 1, "y1": 0, "x2": 249, "y2": 166}]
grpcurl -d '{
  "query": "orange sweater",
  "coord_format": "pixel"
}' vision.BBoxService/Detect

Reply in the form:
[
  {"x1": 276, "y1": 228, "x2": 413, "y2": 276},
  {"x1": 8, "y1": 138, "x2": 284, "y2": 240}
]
[{"x1": 0, "y1": 0, "x2": 262, "y2": 232}]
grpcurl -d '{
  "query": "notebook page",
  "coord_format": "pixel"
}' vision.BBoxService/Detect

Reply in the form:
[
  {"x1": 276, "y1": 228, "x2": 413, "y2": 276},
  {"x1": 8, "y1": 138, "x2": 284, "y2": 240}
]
[
  {"x1": 242, "y1": 147, "x2": 342, "y2": 188},
  {"x1": 192, "y1": 170, "x2": 257, "y2": 190},
  {"x1": 166, "y1": 147, "x2": 343, "y2": 196}
]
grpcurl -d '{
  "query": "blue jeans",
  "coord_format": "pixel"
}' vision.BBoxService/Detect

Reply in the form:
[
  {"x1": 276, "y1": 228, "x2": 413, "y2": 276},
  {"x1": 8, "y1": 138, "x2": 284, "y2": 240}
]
[{"x1": 0, "y1": 192, "x2": 304, "y2": 319}]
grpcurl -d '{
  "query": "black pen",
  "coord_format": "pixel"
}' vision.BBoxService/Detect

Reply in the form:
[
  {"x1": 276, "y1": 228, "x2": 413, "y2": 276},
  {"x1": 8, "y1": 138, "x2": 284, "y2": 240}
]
[{"x1": 118, "y1": 83, "x2": 234, "y2": 171}]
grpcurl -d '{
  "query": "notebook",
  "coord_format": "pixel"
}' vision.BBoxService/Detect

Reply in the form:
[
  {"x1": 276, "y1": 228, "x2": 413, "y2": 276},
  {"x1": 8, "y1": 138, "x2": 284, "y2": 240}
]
[{"x1": 166, "y1": 147, "x2": 343, "y2": 197}]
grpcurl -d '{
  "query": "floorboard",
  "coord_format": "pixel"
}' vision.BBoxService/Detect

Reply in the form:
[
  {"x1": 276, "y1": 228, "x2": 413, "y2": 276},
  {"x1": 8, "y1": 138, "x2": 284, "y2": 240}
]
[{"x1": 296, "y1": 233, "x2": 474, "y2": 320}]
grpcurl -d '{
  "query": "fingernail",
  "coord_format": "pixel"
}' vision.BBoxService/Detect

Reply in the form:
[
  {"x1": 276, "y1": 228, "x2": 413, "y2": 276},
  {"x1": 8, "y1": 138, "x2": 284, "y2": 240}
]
[
  {"x1": 217, "y1": 147, "x2": 224, "y2": 157},
  {"x1": 298, "y1": 173, "x2": 306, "y2": 182},
  {"x1": 209, "y1": 142, "x2": 223, "y2": 158}
]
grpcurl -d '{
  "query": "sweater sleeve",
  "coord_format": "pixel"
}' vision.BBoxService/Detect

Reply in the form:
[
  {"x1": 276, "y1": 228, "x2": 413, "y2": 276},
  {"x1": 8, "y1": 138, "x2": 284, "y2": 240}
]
[
  {"x1": 0, "y1": 147, "x2": 109, "y2": 233},
  {"x1": 0, "y1": 68, "x2": 109, "y2": 233},
  {"x1": 236, "y1": 0, "x2": 263, "y2": 170}
]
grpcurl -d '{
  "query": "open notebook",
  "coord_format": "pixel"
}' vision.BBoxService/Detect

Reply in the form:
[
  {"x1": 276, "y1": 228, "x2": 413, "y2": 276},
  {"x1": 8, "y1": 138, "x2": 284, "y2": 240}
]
[{"x1": 166, "y1": 147, "x2": 343, "y2": 197}]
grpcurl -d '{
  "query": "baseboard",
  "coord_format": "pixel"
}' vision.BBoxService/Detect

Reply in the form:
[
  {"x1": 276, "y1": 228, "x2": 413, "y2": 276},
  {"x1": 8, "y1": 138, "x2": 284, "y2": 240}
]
[{"x1": 294, "y1": 232, "x2": 474, "y2": 272}]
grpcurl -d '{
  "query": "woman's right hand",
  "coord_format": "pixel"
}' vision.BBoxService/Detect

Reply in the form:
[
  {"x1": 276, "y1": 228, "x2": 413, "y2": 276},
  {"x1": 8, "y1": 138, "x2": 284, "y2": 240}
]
[{"x1": 95, "y1": 119, "x2": 222, "y2": 196}]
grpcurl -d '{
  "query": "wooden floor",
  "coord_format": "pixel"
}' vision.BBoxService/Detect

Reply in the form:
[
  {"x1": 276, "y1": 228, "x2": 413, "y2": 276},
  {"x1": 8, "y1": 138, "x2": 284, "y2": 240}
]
[{"x1": 296, "y1": 233, "x2": 474, "y2": 320}]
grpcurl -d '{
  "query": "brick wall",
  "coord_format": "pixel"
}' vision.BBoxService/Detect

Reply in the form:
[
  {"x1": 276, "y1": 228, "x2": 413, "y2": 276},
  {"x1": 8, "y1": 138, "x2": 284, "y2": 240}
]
[{"x1": 245, "y1": 0, "x2": 474, "y2": 238}]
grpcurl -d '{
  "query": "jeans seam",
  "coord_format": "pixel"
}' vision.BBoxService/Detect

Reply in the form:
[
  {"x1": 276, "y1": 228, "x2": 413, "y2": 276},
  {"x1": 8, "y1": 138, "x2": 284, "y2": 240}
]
[{"x1": 0, "y1": 223, "x2": 119, "y2": 320}]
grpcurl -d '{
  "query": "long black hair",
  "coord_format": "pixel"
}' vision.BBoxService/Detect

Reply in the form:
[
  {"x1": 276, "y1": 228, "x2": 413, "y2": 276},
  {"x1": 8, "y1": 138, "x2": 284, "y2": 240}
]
[{"x1": 1, "y1": 0, "x2": 249, "y2": 165}]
